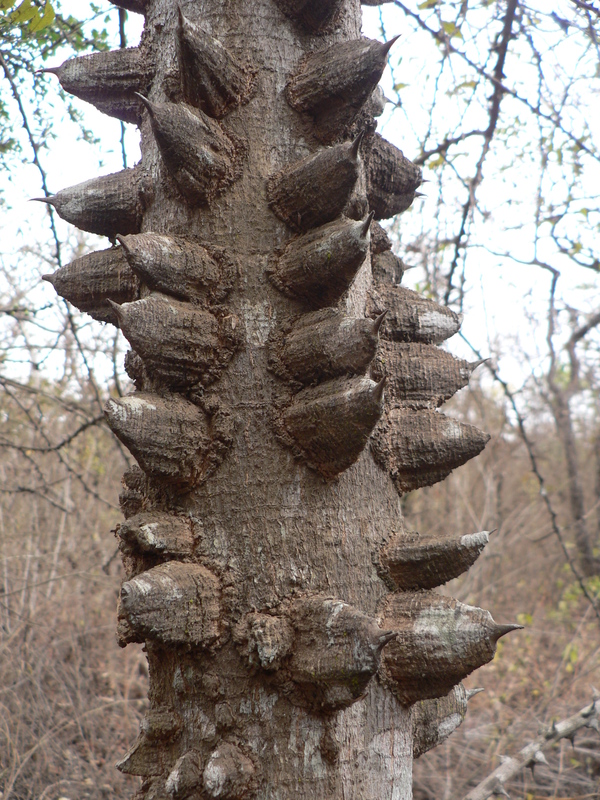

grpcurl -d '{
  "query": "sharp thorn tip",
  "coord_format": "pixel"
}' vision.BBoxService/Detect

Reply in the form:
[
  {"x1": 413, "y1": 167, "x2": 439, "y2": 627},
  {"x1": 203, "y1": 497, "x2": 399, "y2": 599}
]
[
  {"x1": 106, "y1": 299, "x2": 123, "y2": 315},
  {"x1": 466, "y1": 687, "x2": 485, "y2": 700},
  {"x1": 134, "y1": 92, "x2": 152, "y2": 111},
  {"x1": 381, "y1": 34, "x2": 401, "y2": 55},
  {"x1": 31, "y1": 196, "x2": 55, "y2": 206},
  {"x1": 378, "y1": 630, "x2": 397, "y2": 649},
  {"x1": 373, "y1": 375, "x2": 386, "y2": 403},
  {"x1": 350, "y1": 130, "x2": 365, "y2": 159},
  {"x1": 470, "y1": 358, "x2": 489, "y2": 371},
  {"x1": 493, "y1": 623, "x2": 524, "y2": 641},
  {"x1": 360, "y1": 210, "x2": 375, "y2": 238},
  {"x1": 372, "y1": 310, "x2": 387, "y2": 334}
]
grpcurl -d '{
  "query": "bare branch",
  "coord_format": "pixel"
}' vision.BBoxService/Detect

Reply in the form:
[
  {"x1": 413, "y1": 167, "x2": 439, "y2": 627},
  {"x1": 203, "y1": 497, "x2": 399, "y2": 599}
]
[{"x1": 462, "y1": 698, "x2": 600, "y2": 800}]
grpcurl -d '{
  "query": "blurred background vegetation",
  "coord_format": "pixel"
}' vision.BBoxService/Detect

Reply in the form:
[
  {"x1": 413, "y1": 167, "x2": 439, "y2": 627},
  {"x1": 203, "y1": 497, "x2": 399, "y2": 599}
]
[{"x1": 1, "y1": 1, "x2": 600, "y2": 798}]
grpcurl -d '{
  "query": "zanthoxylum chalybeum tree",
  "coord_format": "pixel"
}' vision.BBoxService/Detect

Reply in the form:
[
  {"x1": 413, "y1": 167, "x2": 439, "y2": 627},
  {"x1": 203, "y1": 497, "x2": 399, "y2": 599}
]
[{"x1": 37, "y1": 0, "x2": 522, "y2": 797}]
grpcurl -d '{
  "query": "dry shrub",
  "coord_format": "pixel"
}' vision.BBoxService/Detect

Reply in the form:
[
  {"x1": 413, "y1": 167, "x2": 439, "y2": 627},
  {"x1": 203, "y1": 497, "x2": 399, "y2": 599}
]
[
  {"x1": 409, "y1": 385, "x2": 600, "y2": 799},
  {"x1": 1, "y1": 372, "x2": 599, "y2": 798},
  {"x1": 0, "y1": 389, "x2": 147, "y2": 800}
]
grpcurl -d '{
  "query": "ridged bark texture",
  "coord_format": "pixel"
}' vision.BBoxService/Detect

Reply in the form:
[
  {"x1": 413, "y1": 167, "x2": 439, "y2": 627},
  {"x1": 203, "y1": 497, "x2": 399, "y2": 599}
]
[{"x1": 38, "y1": 1, "x2": 520, "y2": 798}]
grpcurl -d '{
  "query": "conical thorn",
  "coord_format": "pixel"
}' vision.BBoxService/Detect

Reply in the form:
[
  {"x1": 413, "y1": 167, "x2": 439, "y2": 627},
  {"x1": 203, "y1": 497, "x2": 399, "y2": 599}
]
[
  {"x1": 31, "y1": 196, "x2": 56, "y2": 206},
  {"x1": 115, "y1": 234, "x2": 129, "y2": 251},
  {"x1": 134, "y1": 91, "x2": 153, "y2": 114},
  {"x1": 493, "y1": 780, "x2": 510, "y2": 799},
  {"x1": 414, "y1": 191, "x2": 426, "y2": 198},
  {"x1": 466, "y1": 687, "x2": 485, "y2": 701},
  {"x1": 533, "y1": 751, "x2": 549, "y2": 766},
  {"x1": 350, "y1": 130, "x2": 365, "y2": 160},
  {"x1": 372, "y1": 310, "x2": 388, "y2": 334},
  {"x1": 373, "y1": 375, "x2": 386, "y2": 403},
  {"x1": 35, "y1": 66, "x2": 59, "y2": 76},
  {"x1": 377, "y1": 630, "x2": 397, "y2": 649},
  {"x1": 566, "y1": 731, "x2": 577, "y2": 748},
  {"x1": 360, "y1": 210, "x2": 375, "y2": 238},
  {"x1": 470, "y1": 357, "x2": 489, "y2": 372},
  {"x1": 106, "y1": 299, "x2": 124, "y2": 320},
  {"x1": 492, "y1": 623, "x2": 524, "y2": 642},
  {"x1": 380, "y1": 34, "x2": 401, "y2": 57},
  {"x1": 582, "y1": 701, "x2": 596, "y2": 718}
]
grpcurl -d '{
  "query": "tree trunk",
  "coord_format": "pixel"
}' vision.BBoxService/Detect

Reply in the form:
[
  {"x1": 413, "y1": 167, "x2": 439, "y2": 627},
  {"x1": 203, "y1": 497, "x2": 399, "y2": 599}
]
[{"x1": 40, "y1": 1, "x2": 519, "y2": 797}]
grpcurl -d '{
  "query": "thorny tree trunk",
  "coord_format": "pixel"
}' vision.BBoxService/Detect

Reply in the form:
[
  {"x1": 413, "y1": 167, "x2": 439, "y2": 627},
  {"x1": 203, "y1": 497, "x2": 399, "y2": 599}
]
[{"x1": 39, "y1": 1, "x2": 521, "y2": 797}]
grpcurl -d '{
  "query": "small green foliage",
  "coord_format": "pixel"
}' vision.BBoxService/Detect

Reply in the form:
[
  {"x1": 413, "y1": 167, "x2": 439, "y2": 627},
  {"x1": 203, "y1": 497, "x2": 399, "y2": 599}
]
[
  {"x1": 0, "y1": 0, "x2": 55, "y2": 34},
  {"x1": 441, "y1": 20, "x2": 463, "y2": 40}
]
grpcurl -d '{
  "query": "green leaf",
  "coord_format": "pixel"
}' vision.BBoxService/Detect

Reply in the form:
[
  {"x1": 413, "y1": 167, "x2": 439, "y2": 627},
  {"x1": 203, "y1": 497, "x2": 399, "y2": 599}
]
[
  {"x1": 418, "y1": 0, "x2": 440, "y2": 8},
  {"x1": 10, "y1": 0, "x2": 36, "y2": 24},
  {"x1": 427, "y1": 154, "x2": 446, "y2": 169},
  {"x1": 393, "y1": 82, "x2": 409, "y2": 91},
  {"x1": 28, "y1": 1, "x2": 55, "y2": 32},
  {"x1": 0, "y1": 0, "x2": 17, "y2": 10},
  {"x1": 442, "y1": 20, "x2": 464, "y2": 39}
]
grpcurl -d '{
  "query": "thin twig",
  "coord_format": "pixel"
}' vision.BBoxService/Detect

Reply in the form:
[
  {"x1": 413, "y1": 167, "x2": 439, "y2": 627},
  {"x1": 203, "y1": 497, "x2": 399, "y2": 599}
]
[{"x1": 460, "y1": 332, "x2": 600, "y2": 626}]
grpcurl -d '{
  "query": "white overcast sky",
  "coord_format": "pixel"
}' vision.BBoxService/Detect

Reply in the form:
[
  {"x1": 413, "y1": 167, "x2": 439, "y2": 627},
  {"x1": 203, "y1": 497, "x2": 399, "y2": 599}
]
[{"x1": 2, "y1": 1, "x2": 598, "y2": 393}]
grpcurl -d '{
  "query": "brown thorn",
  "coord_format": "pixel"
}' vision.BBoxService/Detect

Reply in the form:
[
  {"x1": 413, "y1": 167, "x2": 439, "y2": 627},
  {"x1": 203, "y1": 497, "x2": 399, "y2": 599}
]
[
  {"x1": 106, "y1": 299, "x2": 124, "y2": 319},
  {"x1": 35, "y1": 66, "x2": 59, "y2": 76},
  {"x1": 372, "y1": 375, "x2": 386, "y2": 403},
  {"x1": 360, "y1": 210, "x2": 375, "y2": 238},
  {"x1": 375, "y1": 630, "x2": 397, "y2": 653},
  {"x1": 350, "y1": 130, "x2": 365, "y2": 161},
  {"x1": 414, "y1": 191, "x2": 426, "y2": 198},
  {"x1": 31, "y1": 196, "x2": 56, "y2": 206},
  {"x1": 115, "y1": 234, "x2": 130, "y2": 253},
  {"x1": 134, "y1": 92, "x2": 153, "y2": 114},
  {"x1": 372, "y1": 310, "x2": 387, "y2": 334},
  {"x1": 380, "y1": 34, "x2": 401, "y2": 57},
  {"x1": 41, "y1": 274, "x2": 55, "y2": 284},
  {"x1": 492, "y1": 623, "x2": 524, "y2": 642},
  {"x1": 470, "y1": 357, "x2": 489, "y2": 372}
]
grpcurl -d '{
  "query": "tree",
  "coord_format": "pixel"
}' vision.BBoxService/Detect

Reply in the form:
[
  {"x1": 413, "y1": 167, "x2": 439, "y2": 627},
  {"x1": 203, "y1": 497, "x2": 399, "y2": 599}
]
[{"x1": 31, "y1": 0, "x2": 522, "y2": 797}]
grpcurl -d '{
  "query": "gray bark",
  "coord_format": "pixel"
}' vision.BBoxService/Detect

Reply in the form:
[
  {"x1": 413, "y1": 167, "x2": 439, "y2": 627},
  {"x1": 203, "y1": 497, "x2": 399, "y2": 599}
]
[{"x1": 38, "y1": 1, "x2": 519, "y2": 797}]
